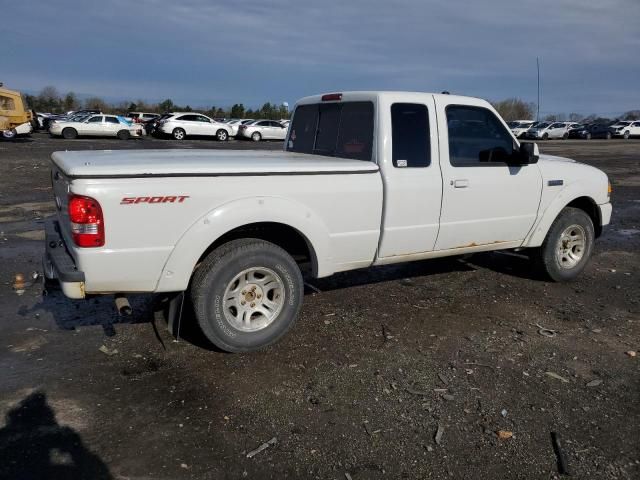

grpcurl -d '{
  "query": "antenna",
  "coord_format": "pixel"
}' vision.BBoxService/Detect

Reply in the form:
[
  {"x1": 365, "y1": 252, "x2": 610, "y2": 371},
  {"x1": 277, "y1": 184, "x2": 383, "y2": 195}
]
[{"x1": 536, "y1": 57, "x2": 541, "y2": 122}]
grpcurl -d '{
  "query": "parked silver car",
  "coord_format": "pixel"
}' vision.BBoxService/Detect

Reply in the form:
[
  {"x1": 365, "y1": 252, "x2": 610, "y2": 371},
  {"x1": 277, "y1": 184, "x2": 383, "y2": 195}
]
[{"x1": 237, "y1": 120, "x2": 288, "y2": 141}]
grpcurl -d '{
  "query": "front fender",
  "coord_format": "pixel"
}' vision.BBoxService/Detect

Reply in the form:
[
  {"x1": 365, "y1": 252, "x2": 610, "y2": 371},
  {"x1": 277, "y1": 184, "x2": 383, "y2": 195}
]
[
  {"x1": 155, "y1": 196, "x2": 332, "y2": 292},
  {"x1": 523, "y1": 184, "x2": 598, "y2": 247}
]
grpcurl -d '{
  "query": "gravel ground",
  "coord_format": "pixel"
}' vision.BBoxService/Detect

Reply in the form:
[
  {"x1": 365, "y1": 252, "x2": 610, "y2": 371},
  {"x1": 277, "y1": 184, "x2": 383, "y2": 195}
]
[{"x1": 0, "y1": 133, "x2": 638, "y2": 479}]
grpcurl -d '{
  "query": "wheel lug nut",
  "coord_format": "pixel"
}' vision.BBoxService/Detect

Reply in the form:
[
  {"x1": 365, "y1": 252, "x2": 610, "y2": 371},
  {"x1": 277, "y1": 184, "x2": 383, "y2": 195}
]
[
  {"x1": 241, "y1": 301, "x2": 246, "y2": 306},
  {"x1": 241, "y1": 290, "x2": 246, "y2": 295},
  {"x1": 257, "y1": 294, "x2": 262, "y2": 299},
  {"x1": 250, "y1": 302, "x2": 256, "y2": 308}
]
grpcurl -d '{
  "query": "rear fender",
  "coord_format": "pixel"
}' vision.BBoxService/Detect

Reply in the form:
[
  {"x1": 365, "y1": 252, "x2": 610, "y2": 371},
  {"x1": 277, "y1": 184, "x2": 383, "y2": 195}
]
[{"x1": 155, "y1": 196, "x2": 331, "y2": 292}]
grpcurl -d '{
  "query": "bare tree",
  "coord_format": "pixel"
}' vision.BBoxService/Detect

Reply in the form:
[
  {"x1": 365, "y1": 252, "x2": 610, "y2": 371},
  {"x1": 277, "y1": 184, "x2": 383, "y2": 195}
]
[{"x1": 492, "y1": 98, "x2": 536, "y2": 121}]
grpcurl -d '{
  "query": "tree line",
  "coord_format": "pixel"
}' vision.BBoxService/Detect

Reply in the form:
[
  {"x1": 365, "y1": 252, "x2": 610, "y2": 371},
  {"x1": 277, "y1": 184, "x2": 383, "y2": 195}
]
[
  {"x1": 24, "y1": 86, "x2": 290, "y2": 120},
  {"x1": 491, "y1": 97, "x2": 640, "y2": 123},
  {"x1": 23, "y1": 86, "x2": 639, "y2": 123}
]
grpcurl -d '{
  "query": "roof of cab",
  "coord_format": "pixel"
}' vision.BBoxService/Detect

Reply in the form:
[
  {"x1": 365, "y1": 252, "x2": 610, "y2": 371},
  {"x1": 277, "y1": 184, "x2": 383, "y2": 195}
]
[{"x1": 294, "y1": 91, "x2": 485, "y2": 106}]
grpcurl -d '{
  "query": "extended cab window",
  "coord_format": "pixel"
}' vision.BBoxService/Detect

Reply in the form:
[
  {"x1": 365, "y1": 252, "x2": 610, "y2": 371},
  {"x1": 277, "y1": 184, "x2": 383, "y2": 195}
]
[
  {"x1": 391, "y1": 103, "x2": 430, "y2": 167},
  {"x1": 446, "y1": 105, "x2": 515, "y2": 166},
  {"x1": 0, "y1": 96, "x2": 15, "y2": 110},
  {"x1": 287, "y1": 101, "x2": 374, "y2": 161}
]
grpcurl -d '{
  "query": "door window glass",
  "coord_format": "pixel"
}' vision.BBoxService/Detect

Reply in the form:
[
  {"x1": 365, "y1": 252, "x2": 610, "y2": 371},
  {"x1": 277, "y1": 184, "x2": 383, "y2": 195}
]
[
  {"x1": 87, "y1": 116, "x2": 103, "y2": 123},
  {"x1": 391, "y1": 103, "x2": 430, "y2": 167},
  {"x1": 446, "y1": 106, "x2": 515, "y2": 166}
]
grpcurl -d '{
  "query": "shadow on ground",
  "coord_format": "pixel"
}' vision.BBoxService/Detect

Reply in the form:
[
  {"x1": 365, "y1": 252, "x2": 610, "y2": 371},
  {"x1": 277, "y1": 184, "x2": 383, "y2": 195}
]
[{"x1": 0, "y1": 391, "x2": 112, "y2": 480}]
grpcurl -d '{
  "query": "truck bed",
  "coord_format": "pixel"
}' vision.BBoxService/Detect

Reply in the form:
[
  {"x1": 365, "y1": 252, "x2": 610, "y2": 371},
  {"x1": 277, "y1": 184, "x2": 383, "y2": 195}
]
[{"x1": 51, "y1": 149, "x2": 379, "y2": 178}]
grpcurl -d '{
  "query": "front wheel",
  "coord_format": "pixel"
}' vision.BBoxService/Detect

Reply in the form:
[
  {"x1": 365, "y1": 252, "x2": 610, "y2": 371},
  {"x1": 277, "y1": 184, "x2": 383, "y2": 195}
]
[
  {"x1": 585, "y1": 133, "x2": 592, "y2": 140},
  {"x1": 216, "y1": 129, "x2": 229, "y2": 141},
  {"x1": 542, "y1": 133, "x2": 549, "y2": 140},
  {"x1": 606, "y1": 132, "x2": 612, "y2": 140},
  {"x1": 529, "y1": 207, "x2": 595, "y2": 282},
  {"x1": 623, "y1": 131, "x2": 630, "y2": 139},
  {"x1": 251, "y1": 132, "x2": 262, "y2": 142},
  {"x1": 62, "y1": 127, "x2": 77, "y2": 139},
  {"x1": 190, "y1": 239, "x2": 304, "y2": 352},
  {"x1": 562, "y1": 132, "x2": 569, "y2": 140}
]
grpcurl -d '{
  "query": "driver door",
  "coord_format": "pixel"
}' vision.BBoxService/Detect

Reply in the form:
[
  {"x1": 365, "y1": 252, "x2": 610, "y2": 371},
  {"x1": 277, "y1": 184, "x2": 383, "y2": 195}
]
[{"x1": 434, "y1": 101, "x2": 543, "y2": 250}]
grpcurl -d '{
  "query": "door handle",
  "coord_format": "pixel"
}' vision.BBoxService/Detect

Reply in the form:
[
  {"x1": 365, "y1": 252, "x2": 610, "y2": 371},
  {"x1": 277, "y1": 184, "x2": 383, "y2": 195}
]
[{"x1": 452, "y1": 179, "x2": 469, "y2": 188}]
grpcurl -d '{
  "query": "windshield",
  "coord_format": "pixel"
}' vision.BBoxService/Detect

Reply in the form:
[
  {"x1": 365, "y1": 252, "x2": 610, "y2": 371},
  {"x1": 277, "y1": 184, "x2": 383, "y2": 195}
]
[{"x1": 286, "y1": 102, "x2": 374, "y2": 161}]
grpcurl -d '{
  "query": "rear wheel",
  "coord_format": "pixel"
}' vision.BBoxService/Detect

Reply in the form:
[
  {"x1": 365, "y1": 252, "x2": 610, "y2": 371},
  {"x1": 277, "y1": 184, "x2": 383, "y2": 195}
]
[
  {"x1": 117, "y1": 129, "x2": 130, "y2": 140},
  {"x1": 62, "y1": 128, "x2": 77, "y2": 139},
  {"x1": 216, "y1": 129, "x2": 229, "y2": 141},
  {"x1": 172, "y1": 128, "x2": 186, "y2": 140},
  {"x1": 542, "y1": 132, "x2": 549, "y2": 140},
  {"x1": 2, "y1": 129, "x2": 17, "y2": 139},
  {"x1": 529, "y1": 207, "x2": 595, "y2": 282},
  {"x1": 562, "y1": 132, "x2": 569, "y2": 140},
  {"x1": 191, "y1": 239, "x2": 304, "y2": 352},
  {"x1": 251, "y1": 132, "x2": 262, "y2": 142}
]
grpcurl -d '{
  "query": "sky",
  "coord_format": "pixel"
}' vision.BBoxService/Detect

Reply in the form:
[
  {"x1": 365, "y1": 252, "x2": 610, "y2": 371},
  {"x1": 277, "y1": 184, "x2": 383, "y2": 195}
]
[{"x1": 3, "y1": 0, "x2": 639, "y2": 116}]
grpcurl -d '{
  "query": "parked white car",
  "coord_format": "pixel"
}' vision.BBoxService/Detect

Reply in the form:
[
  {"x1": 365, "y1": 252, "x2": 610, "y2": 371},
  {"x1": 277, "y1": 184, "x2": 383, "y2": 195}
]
[
  {"x1": 525, "y1": 122, "x2": 570, "y2": 140},
  {"x1": 508, "y1": 120, "x2": 535, "y2": 138},
  {"x1": 237, "y1": 120, "x2": 288, "y2": 141},
  {"x1": 610, "y1": 121, "x2": 640, "y2": 139},
  {"x1": 156, "y1": 112, "x2": 232, "y2": 141},
  {"x1": 44, "y1": 91, "x2": 611, "y2": 353},
  {"x1": 225, "y1": 119, "x2": 255, "y2": 137},
  {"x1": 49, "y1": 114, "x2": 142, "y2": 139}
]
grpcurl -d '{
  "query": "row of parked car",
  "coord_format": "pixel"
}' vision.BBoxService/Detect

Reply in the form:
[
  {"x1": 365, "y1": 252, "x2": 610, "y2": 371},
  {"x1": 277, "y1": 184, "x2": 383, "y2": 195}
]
[
  {"x1": 36, "y1": 110, "x2": 291, "y2": 142},
  {"x1": 508, "y1": 120, "x2": 640, "y2": 140}
]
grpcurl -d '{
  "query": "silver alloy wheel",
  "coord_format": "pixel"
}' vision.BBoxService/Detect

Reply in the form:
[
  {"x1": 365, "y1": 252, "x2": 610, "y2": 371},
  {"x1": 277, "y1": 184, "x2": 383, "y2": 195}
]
[
  {"x1": 252, "y1": 132, "x2": 261, "y2": 141},
  {"x1": 217, "y1": 129, "x2": 228, "y2": 141},
  {"x1": 623, "y1": 131, "x2": 630, "y2": 139},
  {"x1": 222, "y1": 267, "x2": 285, "y2": 332},
  {"x1": 556, "y1": 224, "x2": 586, "y2": 269},
  {"x1": 173, "y1": 129, "x2": 185, "y2": 140}
]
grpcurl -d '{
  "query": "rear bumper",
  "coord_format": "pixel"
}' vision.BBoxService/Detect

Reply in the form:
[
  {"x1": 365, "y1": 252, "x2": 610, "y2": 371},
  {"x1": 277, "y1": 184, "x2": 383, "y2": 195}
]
[{"x1": 43, "y1": 220, "x2": 86, "y2": 299}]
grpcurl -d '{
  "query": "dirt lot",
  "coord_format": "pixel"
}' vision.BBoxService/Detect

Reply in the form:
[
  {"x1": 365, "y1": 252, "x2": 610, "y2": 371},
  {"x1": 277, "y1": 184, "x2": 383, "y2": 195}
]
[{"x1": 0, "y1": 133, "x2": 638, "y2": 479}]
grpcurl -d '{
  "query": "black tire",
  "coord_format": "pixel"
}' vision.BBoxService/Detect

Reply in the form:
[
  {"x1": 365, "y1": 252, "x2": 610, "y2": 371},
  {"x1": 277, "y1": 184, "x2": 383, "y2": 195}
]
[
  {"x1": 606, "y1": 132, "x2": 612, "y2": 140},
  {"x1": 542, "y1": 133, "x2": 549, "y2": 140},
  {"x1": 529, "y1": 207, "x2": 595, "y2": 282},
  {"x1": 117, "y1": 129, "x2": 130, "y2": 140},
  {"x1": 190, "y1": 239, "x2": 304, "y2": 352},
  {"x1": 62, "y1": 127, "x2": 77, "y2": 139},
  {"x1": 623, "y1": 131, "x2": 630, "y2": 140},
  {"x1": 216, "y1": 129, "x2": 229, "y2": 141},
  {"x1": 172, "y1": 128, "x2": 186, "y2": 140},
  {"x1": 251, "y1": 131, "x2": 262, "y2": 142},
  {"x1": 2, "y1": 129, "x2": 17, "y2": 139},
  {"x1": 562, "y1": 132, "x2": 569, "y2": 140}
]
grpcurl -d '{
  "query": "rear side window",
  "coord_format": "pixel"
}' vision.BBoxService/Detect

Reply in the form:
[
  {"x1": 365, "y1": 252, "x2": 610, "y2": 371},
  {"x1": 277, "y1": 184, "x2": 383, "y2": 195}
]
[
  {"x1": 391, "y1": 103, "x2": 430, "y2": 167},
  {"x1": 446, "y1": 105, "x2": 514, "y2": 166},
  {"x1": 87, "y1": 116, "x2": 103, "y2": 123},
  {"x1": 105, "y1": 116, "x2": 119, "y2": 124},
  {"x1": 287, "y1": 101, "x2": 374, "y2": 161}
]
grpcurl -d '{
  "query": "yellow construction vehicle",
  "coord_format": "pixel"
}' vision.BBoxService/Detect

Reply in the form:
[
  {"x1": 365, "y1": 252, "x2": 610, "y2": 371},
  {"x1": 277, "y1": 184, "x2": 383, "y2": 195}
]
[{"x1": 0, "y1": 83, "x2": 32, "y2": 139}]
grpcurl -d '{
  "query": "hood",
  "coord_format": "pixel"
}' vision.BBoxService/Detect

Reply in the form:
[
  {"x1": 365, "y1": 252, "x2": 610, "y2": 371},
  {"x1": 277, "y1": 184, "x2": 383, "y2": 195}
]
[{"x1": 51, "y1": 149, "x2": 379, "y2": 178}]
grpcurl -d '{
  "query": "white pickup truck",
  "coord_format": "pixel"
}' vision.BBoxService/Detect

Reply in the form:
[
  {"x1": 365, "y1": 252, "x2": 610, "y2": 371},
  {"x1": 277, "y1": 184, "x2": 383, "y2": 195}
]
[{"x1": 44, "y1": 91, "x2": 612, "y2": 352}]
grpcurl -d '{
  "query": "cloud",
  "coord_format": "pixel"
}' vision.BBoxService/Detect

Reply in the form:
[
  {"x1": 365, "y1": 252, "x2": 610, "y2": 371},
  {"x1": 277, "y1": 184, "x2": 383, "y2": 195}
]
[{"x1": 3, "y1": 0, "x2": 639, "y2": 114}]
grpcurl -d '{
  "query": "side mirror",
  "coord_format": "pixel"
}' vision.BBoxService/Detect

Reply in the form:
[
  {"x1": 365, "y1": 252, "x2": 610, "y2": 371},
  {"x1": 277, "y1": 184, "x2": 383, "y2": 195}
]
[{"x1": 517, "y1": 142, "x2": 539, "y2": 164}]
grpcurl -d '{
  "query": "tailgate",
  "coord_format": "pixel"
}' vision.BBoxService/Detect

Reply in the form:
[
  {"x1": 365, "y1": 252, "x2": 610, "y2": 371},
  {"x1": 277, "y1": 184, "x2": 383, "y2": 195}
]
[{"x1": 50, "y1": 163, "x2": 74, "y2": 247}]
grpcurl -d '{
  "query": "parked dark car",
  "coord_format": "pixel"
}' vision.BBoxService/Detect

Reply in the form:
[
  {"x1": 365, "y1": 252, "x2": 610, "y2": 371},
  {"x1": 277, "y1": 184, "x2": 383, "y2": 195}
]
[
  {"x1": 144, "y1": 113, "x2": 172, "y2": 135},
  {"x1": 571, "y1": 124, "x2": 612, "y2": 140},
  {"x1": 567, "y1": 124, "x2": 588, "y2": 139}
]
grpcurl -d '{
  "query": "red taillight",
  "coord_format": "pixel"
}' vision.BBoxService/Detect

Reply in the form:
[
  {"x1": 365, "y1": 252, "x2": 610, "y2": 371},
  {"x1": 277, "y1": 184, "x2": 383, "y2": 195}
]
[
  {"x1": 68, "y1": 195, "x2": 105, "y2": 247},
  {"x1": 321, "y1": 93, "x2": 342, "y2": 101}
]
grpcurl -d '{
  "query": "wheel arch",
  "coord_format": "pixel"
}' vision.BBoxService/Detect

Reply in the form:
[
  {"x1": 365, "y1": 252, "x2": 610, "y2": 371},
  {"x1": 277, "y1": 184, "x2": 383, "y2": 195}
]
[
  {"x1": 154, "y1": 196, "x2": 331, "y2": 292},
  {"x1": 525, "y1": 192, "x2": 602, "y2": 247}
]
